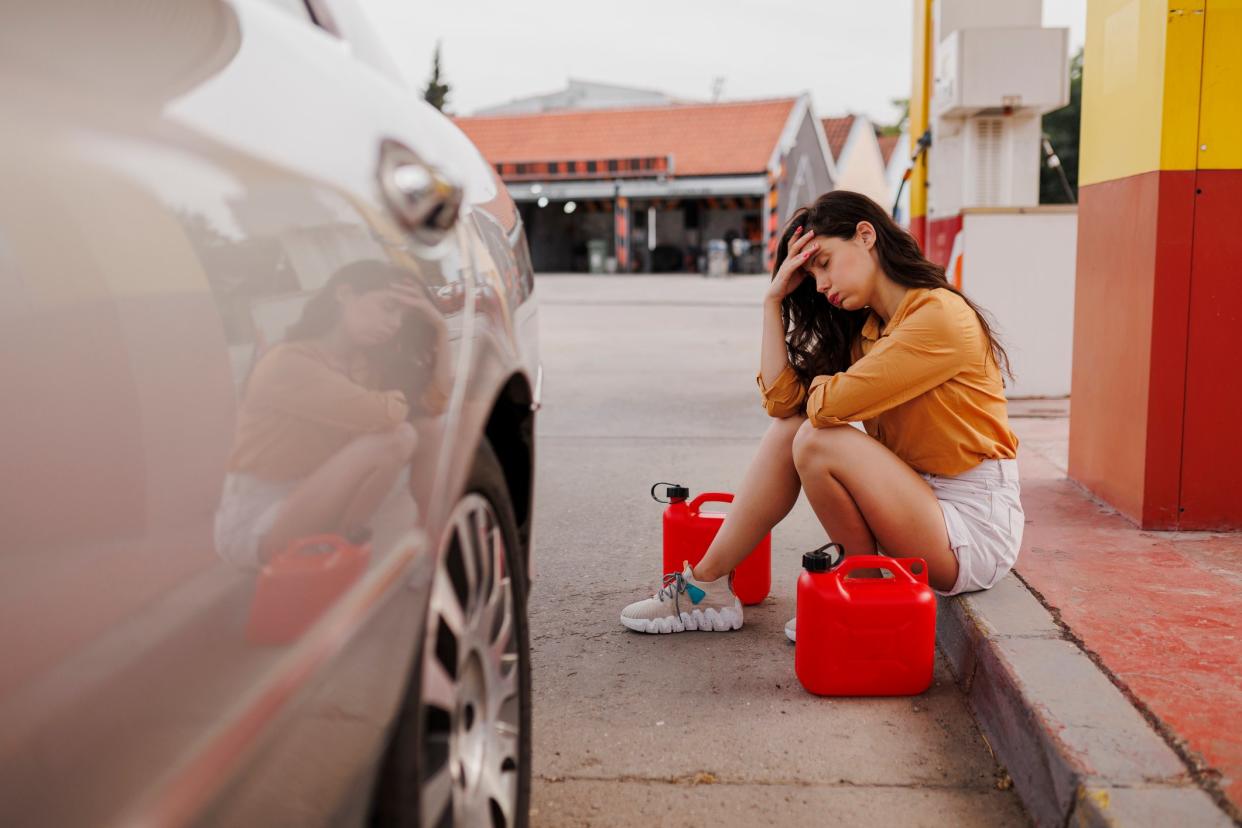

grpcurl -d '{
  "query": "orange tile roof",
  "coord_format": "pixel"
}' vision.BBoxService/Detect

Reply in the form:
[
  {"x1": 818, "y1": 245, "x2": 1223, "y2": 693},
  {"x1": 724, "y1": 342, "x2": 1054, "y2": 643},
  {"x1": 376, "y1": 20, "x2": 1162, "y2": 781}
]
[
  {"x1": 821, "y1": 115, "x2": 856, "y2": 162},
  {"x1": 877, "y1": 134, "x2": 901, "y2": 166},
  {"x1": 455, "y1": 98, "x2": 797, "y2": 178}
]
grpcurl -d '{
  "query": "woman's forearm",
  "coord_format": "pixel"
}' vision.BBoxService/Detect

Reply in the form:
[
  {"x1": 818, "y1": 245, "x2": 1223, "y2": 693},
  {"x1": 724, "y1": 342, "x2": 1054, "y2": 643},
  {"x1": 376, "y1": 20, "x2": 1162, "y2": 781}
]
[{"x1": 759, "y1": 298, "x2": 790, "y2": 388}]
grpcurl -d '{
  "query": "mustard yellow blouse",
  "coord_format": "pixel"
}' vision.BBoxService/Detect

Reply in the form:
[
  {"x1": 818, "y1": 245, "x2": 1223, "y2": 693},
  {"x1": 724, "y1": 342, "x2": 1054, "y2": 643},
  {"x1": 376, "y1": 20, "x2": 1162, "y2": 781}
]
[
  {"x1": 228, "y1": 342, "x2": 409, "y2": 481},
  {"x1": 756, "y1": 287, "x2": 1018, "y2": 476}
]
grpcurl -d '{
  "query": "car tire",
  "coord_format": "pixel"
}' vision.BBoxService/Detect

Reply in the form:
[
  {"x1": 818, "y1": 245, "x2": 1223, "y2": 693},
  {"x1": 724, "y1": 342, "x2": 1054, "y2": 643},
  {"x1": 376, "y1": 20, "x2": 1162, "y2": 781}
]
[{"x1": 370, "y1": 438, "x2": 532, "y2": 828}]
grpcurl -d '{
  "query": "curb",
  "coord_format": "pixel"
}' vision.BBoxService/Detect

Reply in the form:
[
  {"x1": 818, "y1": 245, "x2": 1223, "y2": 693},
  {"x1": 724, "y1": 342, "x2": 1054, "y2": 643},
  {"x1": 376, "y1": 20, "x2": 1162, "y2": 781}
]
[{"x1": 936, "y1": 574, "x2": 1234, "y2": 828}]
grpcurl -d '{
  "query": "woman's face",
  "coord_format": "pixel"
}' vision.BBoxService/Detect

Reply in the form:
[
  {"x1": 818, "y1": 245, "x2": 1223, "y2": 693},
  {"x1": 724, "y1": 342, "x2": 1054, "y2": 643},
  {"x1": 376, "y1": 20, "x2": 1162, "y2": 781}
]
[
  {"x1": 801, "y1": 221, "x2": 880, "y2": 312},
  {"x1": 336, "y1": 284, "x2": 406, "y2": 348}
]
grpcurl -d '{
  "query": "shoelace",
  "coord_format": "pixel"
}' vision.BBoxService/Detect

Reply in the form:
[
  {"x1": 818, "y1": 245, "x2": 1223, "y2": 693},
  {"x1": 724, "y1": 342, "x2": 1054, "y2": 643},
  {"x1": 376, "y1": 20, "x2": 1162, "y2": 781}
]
[
  {"x1": 656, "y1": 571, "x2": 688, "y2": 602},
  {"x1": 655, "y1": 571, "x2": 688, "y2": 616}
]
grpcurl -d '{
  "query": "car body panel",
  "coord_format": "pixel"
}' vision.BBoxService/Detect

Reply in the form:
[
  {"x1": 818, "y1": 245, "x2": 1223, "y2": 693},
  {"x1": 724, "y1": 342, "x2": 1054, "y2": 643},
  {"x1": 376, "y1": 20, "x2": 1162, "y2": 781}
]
[{"x1": 0, "y1": 1, "x2": 537, "y2": 824}]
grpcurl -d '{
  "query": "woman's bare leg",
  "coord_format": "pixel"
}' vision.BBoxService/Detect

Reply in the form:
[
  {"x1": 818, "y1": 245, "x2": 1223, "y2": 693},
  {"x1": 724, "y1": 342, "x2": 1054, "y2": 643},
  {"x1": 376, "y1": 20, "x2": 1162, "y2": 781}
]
[
  {"x1": 792, "y1": 420, "x2": 959, "y2": 592},
  {"x1": 259, "y1": 423, "x2": 418, "y2": 561},
  {"x1": 690, "y1": 416, "x2": 804, "y2": 582}
]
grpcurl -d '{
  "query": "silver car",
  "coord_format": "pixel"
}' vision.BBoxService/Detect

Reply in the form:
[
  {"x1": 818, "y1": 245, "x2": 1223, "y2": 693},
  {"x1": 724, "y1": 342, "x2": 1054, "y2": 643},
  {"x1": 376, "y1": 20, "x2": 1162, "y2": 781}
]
[{"x1": 0, "y1": 1, "x2": 540, "y2": 825}]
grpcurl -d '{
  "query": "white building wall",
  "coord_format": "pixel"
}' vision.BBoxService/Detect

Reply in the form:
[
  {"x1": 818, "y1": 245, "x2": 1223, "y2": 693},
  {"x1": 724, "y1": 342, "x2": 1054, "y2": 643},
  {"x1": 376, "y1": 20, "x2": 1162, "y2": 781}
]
[
  {"x1": 885, "y1": 127, "x2": 912, "y2": 226},
  {"x1": 832, "y1": 118, "x2": 891, "y2": 206},
  {"x1": 960, "y1": 207, "x2": 1077, "y2": 398}
]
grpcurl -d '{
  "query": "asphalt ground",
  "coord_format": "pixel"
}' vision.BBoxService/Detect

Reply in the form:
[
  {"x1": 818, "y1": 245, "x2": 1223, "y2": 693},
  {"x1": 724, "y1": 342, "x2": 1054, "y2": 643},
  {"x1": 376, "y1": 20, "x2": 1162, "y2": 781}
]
[{"x1": 525, "y1": 274, "x2": 1029, "y2": 827}]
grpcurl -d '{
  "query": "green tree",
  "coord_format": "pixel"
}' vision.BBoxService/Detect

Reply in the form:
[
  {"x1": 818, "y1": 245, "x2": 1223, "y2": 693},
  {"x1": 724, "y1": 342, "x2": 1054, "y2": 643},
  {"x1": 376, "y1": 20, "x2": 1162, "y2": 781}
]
[
  {"x1": 1040, "y1": 48, "x2": 1083, "y2": 203},
  {"x1": 424, "y1": 40, "x2": 450, "y2": 112},
  {"x1": 880, "y1": 96, "x2": 910, "y2": 137}
]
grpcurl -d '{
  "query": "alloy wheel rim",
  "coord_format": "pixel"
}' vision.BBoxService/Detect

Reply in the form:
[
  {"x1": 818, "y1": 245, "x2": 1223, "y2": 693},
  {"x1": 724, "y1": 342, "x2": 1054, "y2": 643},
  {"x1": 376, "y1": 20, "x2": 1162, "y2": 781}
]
[{"x1": 419, "y1": 493, "x2": 521, "y2": 827}]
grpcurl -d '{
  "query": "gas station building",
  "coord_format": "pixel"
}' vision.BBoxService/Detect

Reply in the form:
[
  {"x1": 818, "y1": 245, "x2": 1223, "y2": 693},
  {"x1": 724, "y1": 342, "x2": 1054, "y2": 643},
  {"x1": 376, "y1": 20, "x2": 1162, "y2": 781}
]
[{"x1": 455, "y1": 95, "x2": 835, "y2": 275}]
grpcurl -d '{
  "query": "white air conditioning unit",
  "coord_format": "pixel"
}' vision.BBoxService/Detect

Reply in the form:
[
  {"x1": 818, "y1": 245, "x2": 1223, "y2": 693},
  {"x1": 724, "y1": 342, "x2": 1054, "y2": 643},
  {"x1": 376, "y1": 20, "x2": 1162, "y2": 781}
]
[
  {"x1": 933, "y1": 27, "x2": 1069, "y2": 119},
  {"x1": 970, "y1": 118, "x2": 1006, "y2": 205}
]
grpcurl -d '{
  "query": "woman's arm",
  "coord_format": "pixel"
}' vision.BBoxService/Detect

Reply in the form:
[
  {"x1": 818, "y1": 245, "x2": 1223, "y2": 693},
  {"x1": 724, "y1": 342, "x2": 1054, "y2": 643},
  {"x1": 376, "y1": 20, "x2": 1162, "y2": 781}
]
[
  {"x1": 756, "y1": 298, "x2": 808, "y2": 418},
  {"x1": 251, "y1": 346, "x2": 409, "y2": 433},
  {"x1": 755, "y1": 226, "x2": 818, "y2": 417},
  {"x1": 759, "y1": 297, "x2": 790, "y2": 389}
]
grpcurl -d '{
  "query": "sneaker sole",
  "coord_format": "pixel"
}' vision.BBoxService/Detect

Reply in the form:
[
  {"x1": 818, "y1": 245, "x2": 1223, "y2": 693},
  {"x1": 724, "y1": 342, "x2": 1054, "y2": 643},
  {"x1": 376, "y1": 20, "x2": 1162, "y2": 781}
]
[{"x1": 620, "y1": 605, "x2": 744, "y2": 634}]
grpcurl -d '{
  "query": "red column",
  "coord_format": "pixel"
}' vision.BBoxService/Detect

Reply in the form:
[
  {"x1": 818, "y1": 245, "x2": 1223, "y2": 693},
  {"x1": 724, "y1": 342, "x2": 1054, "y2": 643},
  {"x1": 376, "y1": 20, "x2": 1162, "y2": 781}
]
[{"x1": 613, "y1": 196, "x2": 629, "y2": 272}]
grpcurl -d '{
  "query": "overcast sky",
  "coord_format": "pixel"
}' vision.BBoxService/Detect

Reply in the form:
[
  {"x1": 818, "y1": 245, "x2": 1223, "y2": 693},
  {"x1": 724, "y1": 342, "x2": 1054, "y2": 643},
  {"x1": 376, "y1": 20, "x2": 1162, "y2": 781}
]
[{"x1": 362, "y1": 0, "x2": 1085, "y2": 126}]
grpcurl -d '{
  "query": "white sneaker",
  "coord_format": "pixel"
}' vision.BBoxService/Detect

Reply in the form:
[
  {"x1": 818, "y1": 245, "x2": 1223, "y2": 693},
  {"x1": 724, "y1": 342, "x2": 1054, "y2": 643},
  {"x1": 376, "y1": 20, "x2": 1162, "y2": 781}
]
[
  {"x1": 620, "y1": 562, "x2": 743, "y2": 634},
  {"x1": 785, "y1": 617, "x2": 796, "y2": 642}
]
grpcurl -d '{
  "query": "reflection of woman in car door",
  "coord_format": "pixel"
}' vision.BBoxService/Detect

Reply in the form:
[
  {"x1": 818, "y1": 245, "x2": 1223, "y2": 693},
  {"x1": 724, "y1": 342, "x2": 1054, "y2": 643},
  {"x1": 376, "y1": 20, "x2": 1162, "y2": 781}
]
[{"x1": 215, "y1": 260, "x2": 450, "y2": 569}]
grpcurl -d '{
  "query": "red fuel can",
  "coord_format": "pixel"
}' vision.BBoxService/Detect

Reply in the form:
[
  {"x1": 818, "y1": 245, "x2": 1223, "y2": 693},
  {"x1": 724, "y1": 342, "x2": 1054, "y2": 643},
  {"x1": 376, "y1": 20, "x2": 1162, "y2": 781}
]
[
  {"x1": 653, "y1": 483, "x2": 771, "y2": 606},
  {"x1": 795, "y1": 546, "x2": 935, "y2": 696},
  {"x1": 247, "y1": 534, "x2": 371, "y2": 645}
]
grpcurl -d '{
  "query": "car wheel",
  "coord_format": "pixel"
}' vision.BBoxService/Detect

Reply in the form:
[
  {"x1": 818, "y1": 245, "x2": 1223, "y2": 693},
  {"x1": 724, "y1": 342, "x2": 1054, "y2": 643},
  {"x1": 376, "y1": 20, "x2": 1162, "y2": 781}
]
[{"x1": 370, "y1": 439, "x2": 532, "y2": 828}]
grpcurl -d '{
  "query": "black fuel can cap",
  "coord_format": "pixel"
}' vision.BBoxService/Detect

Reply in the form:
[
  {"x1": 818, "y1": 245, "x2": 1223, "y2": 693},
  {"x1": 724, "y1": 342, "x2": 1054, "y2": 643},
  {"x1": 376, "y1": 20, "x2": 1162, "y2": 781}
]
[{"x1": 802, "y1": 542, "x2": 845, "y2": 572}]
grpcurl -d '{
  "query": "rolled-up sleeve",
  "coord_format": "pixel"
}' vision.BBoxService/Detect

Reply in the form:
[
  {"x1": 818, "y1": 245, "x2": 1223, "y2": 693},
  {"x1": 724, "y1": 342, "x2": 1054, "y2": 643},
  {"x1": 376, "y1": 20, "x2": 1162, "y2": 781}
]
[
  {"x1": 805, "y1": 293, "x2": 972, "y2": 427},
  {"x1": 252, "y1": 348, "x2": 410, "y2": 433},
  {"x1": 756, "y1": 363, "x2": 808, "y2": 418}
]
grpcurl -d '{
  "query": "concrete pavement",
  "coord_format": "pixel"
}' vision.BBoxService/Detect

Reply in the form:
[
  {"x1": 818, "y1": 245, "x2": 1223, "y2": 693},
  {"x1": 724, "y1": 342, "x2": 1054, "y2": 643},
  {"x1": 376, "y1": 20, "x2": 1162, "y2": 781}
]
[
  {"x1": 945, "y1": 403, "x2": 1238, "y2": 827},
  {"x1": 526, "y1": 274, "x2": 1027, "y2": 827}
]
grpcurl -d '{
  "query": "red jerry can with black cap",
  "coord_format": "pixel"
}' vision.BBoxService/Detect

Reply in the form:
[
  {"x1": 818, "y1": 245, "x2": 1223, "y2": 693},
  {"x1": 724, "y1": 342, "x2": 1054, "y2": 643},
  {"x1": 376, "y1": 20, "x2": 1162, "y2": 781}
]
[
  {"x1": 795, "y1": 544, "x2": 935, "y2": 696},
  {"x1": 651, "y1": 482, "x2": 771, "y2": 605},
  {"x1": 246, "y1": 534, "x2": 371, "y2": 645}
]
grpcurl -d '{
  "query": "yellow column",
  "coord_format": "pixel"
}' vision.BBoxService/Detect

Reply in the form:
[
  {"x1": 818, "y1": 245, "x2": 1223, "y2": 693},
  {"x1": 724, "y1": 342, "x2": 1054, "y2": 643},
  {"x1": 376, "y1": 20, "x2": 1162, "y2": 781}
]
[{"x1": 908, "y1": 0, "x2": 933, "y2": 247}]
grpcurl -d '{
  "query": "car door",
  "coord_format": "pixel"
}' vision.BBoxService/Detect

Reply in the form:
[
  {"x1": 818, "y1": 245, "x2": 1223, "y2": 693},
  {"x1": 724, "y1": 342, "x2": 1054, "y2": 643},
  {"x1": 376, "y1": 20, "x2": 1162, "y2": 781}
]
[{"x1": 0, "y1": 0, "x2": 480, "y2": 823}]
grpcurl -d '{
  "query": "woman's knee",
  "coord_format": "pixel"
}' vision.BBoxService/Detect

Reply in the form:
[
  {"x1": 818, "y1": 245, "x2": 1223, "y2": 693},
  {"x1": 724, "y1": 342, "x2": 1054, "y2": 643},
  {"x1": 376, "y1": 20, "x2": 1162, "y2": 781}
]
[
  {"x1": 353, "y1": 423, "x2": 417, "y2": 463},
  {"x1": 391, "y1": 422, "x2": 418, "y2": 458},
  {"x1": 763, "y1": 416, "x2": 804, "y2": 465},
  {"x1": 791, "y1": 418, "x2": 819, "y2": 465},
  {"x1": 792, "y1": 420, "x2": 851, "y2": 471},
  {"x1": 766, "y1": 415, "x2": 804, "y2": 450}
]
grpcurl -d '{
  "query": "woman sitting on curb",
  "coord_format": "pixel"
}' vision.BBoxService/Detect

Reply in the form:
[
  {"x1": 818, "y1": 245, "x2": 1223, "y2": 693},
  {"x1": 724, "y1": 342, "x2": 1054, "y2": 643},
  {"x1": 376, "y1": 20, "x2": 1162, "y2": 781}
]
[{"x1": 620, "y1": 190, "x2": 1024, "y2": 637}]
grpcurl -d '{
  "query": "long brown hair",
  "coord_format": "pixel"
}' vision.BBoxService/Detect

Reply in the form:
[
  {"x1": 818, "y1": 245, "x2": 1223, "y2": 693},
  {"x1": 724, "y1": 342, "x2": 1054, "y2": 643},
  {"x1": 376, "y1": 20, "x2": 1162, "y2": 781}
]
[
  {"x1": 773, "y1": 190, "x2": 1011, "y2": 386},
  {"x1": 285, "y1": 260, "x2": 410, "y2": 342}
]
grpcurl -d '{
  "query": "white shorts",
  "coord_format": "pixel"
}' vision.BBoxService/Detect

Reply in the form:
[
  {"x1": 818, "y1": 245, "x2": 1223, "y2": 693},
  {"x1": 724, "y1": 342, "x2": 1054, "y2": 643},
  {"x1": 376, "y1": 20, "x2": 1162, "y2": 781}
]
[
  {"x1": 213, "y1": 472, "x2": 299, "y2": 570},
  {"x1": 922, "y1": 458, "x2": 1024, "y2": 596}
]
